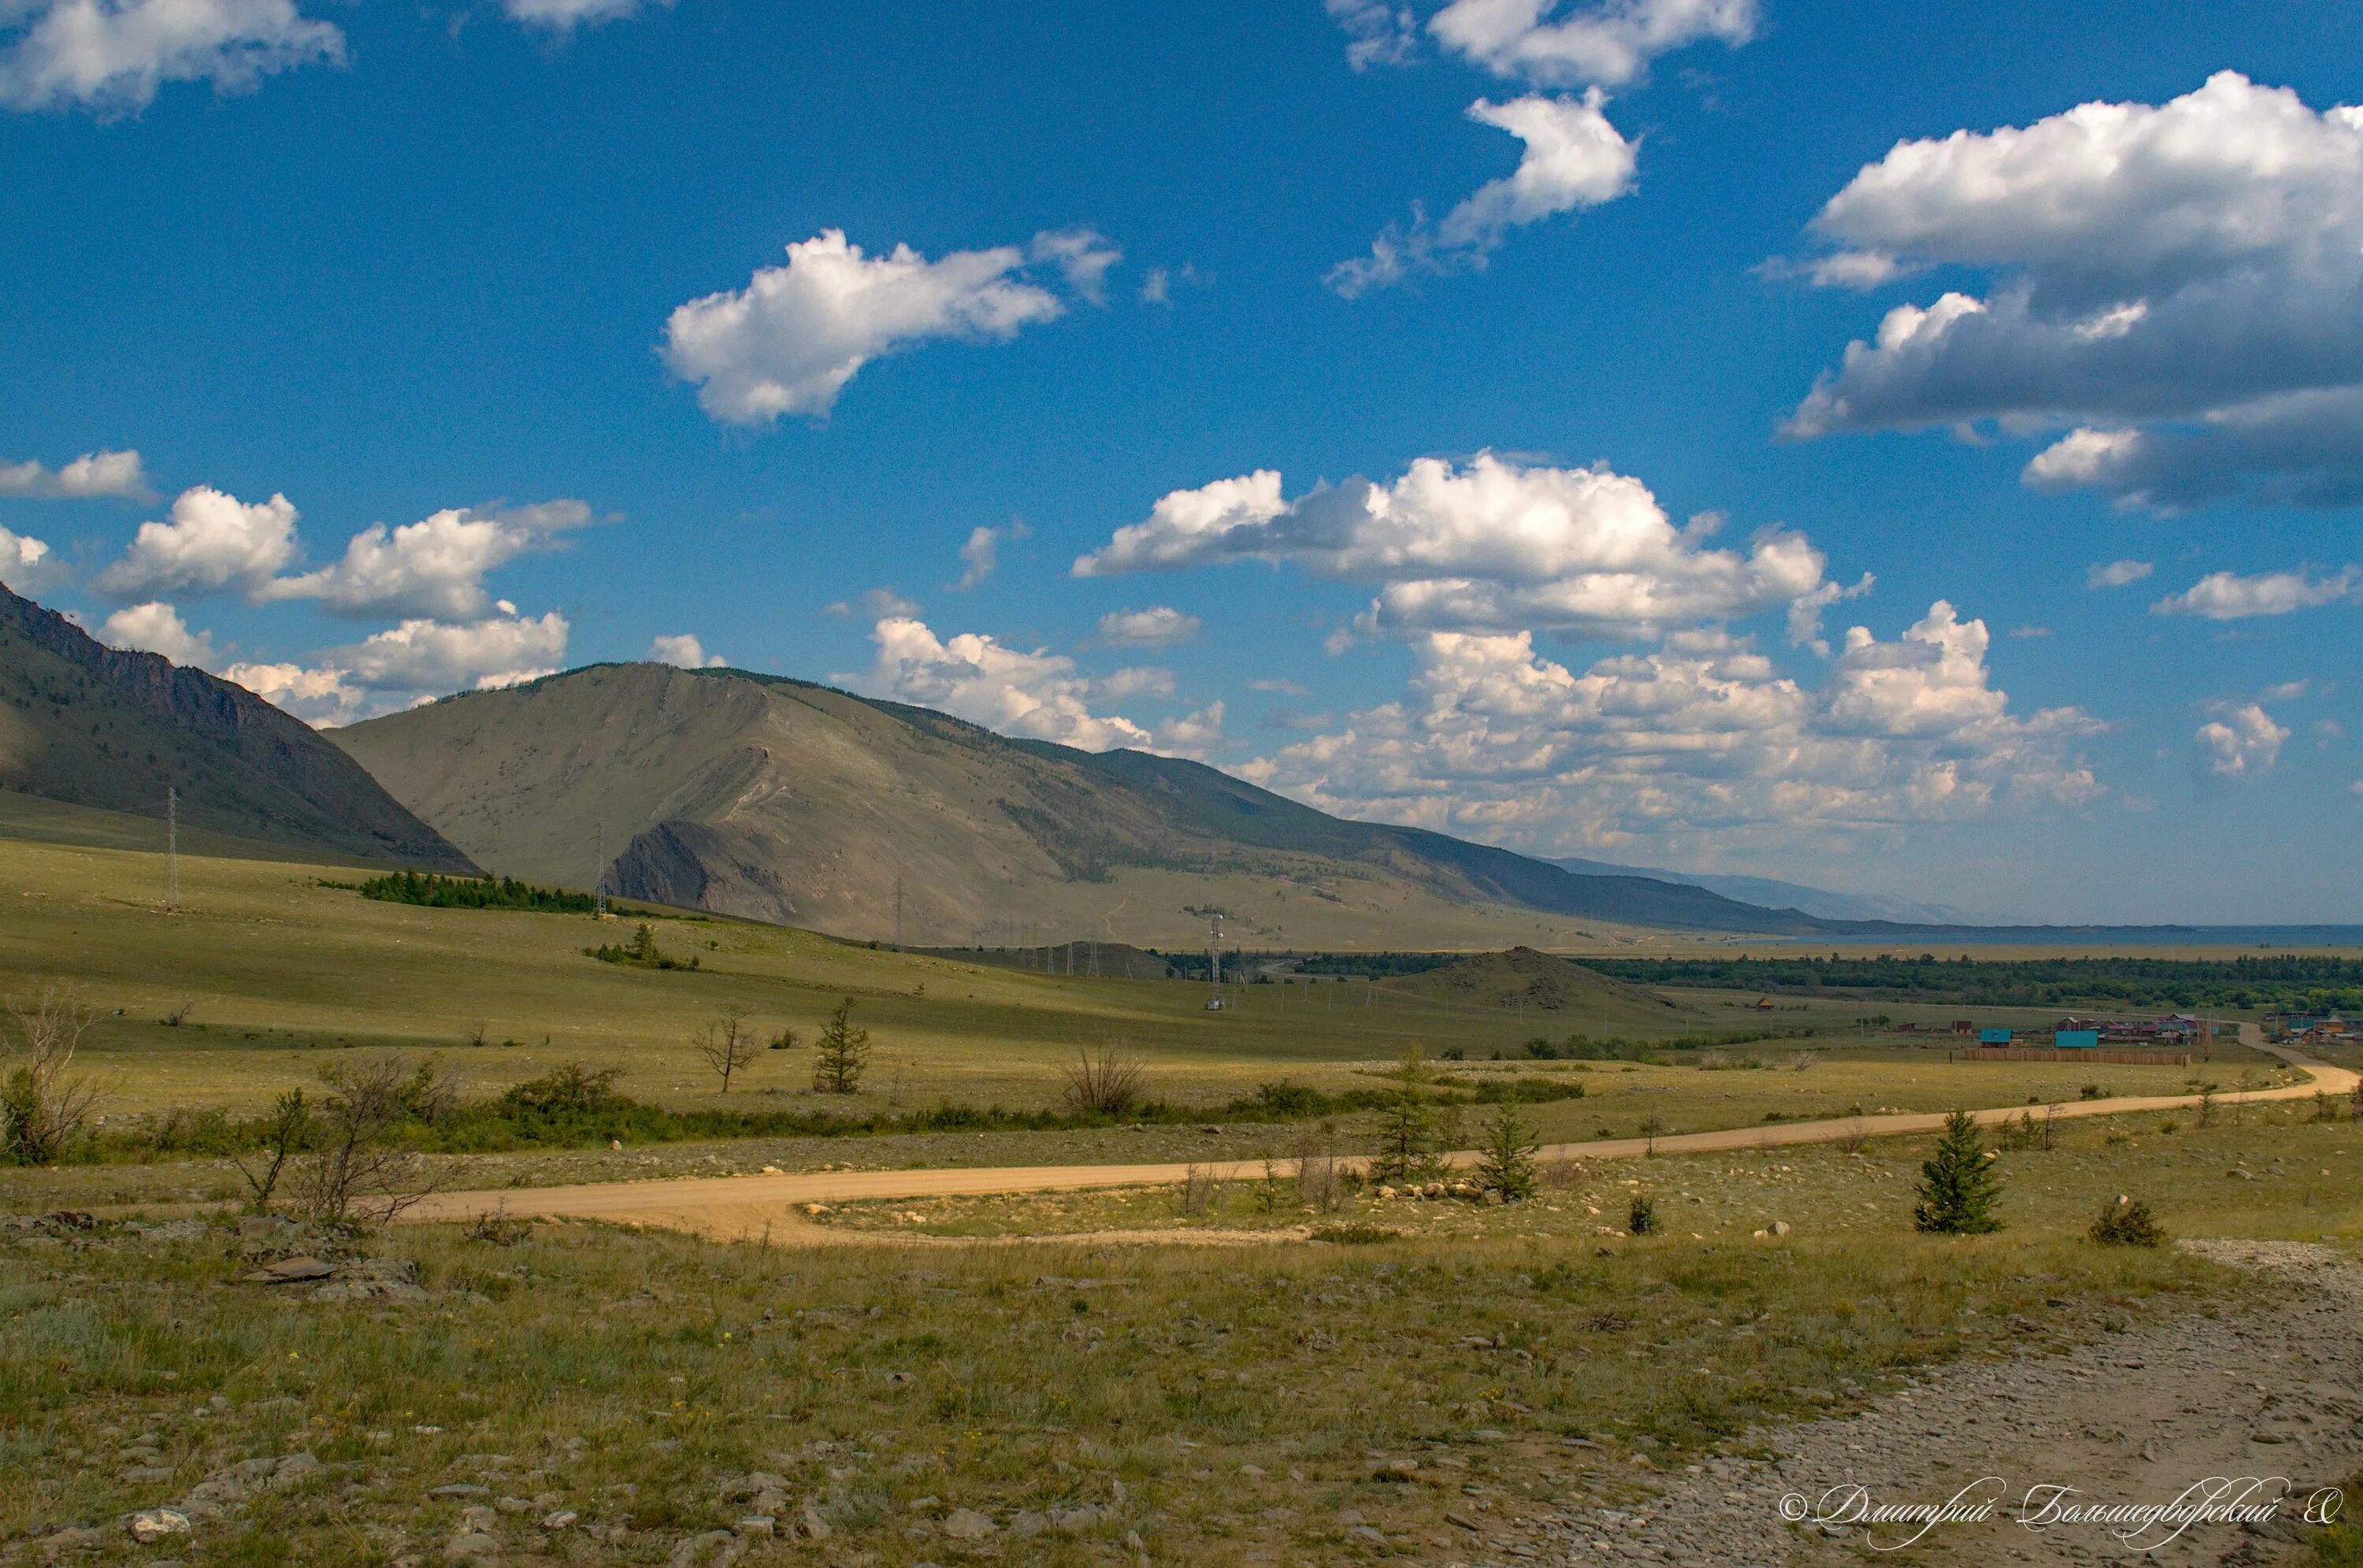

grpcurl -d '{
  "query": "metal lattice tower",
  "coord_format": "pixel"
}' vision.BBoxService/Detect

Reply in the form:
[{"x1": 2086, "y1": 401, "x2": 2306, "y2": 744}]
[
  {"x1": 164, "y1": 786, "x2": 180, "y2": 911},
  {"x1": 1208, "y1": 911, "x2": 1223, "y2": 1009},
  {"x1": 592, "y1": 821, "x2": 608, "y2": 919}
]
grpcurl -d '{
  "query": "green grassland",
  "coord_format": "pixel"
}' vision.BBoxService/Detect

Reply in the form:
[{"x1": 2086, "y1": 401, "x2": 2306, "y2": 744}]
[
  {"x1": 5, "y1": 1110, "x2": 2357, "y2": 1564},
  {"x1": 3, "y1": 824, "x2": 2358, "y2": 1565},
  {"x1": 0, "y1": 831, "x2": 2267, "y2": 1197}
]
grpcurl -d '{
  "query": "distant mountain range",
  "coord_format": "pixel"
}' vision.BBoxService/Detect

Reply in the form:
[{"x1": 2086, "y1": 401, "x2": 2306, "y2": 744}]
[
  {"x1": 1548, "y1": 856, "x2": 2009, "y2": 928},
  {"x1": 329, "y1": 662, "x2": 1845, "y2": 945},
  {"x1": 0, "y1": 584, "x2": 2009, "y2": 944},
  {"x1": 0, "y1": 583, "x2": 474, "y2": 871}
]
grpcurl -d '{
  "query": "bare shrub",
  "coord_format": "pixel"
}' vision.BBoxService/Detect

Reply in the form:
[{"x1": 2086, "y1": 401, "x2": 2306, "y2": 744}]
[
  {"x1": 233, "y1": 1088, "x2": 314, "y2": 1212},
  {"x1": 1, "y1": 989, "x2": 101, "y2": 1166},
  {"x1": 465, "y1": 1203, "x2": 530, "y2": 1246},
  {"x1": 1060, "y1": 1043, "x2": 1146, "y2": 1118},
  {"x1": 1790, "y1": 1051, "x2": 1818, "y2": 1071},
  {"x1": 1293, "y1": 1123, "x2": 1346, "y2": 1212},
  {"x1": 1179, "y1": 1163, "x2": 1226, "y2": 1216},
  {"x1": 1541, "y1": 1158, "x2": 1582, "y2": 1191},
  {"x1": 161, "y1": 997, "x2": 195, "y2": 1028},
  {"x1": 288, "y1": 1055, "x2": 452, "y2": 1225},
  {"x1": 694, "y1": 1002, "x2": 759, "y2": 1093},
  {"x1": 1838, "y1": 1117, "x2": 1870, "y2": 1155}
]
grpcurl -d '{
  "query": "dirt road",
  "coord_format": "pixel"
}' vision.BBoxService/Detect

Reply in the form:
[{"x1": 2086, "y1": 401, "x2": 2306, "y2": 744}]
[{"x1": 405, "y1": 1033, "x2": 2354, "y2": 1244}]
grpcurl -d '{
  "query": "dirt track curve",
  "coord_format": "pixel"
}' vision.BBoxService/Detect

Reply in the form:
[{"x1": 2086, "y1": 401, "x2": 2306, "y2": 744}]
[{"x1": 406, "y1": 1032, "x2": 2354, "y2": 1245}]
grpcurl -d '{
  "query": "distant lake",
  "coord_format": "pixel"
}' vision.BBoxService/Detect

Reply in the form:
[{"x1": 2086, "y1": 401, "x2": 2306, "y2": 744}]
[{"x1": 1761, "y1": 925, "x2": 2363, "y2": 950}]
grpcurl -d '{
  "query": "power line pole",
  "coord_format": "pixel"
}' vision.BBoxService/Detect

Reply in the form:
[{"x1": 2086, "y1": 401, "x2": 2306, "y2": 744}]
[
  {"x1": 164, "y1": 785, "x2": 179, "y2": 912},
  {"x1": 1207, "y1": 911, "x2": 1223, "y2": 1010},
  {"x1": 593, "y1": 821, "x2": 608, "y2": 918},
  {"x1": 893, "y1": 877, "x2": 903, "y2": 947}
]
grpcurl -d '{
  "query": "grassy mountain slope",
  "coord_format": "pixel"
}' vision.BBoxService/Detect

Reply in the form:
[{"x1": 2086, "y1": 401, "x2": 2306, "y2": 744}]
[
  {"x1": 1383, "y1": 946, "x2": 1701, "y2": 1029},
  {"x1": 0, "y1": 584, "x2": 474, "y2": 871},
  {"x1": 333, "y1": 663, "x2": 1820, "y2": 944}
]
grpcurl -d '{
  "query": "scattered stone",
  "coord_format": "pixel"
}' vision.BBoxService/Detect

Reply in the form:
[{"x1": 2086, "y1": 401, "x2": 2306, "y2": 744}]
[
  {"x1": 665, "y1": 1529, "x2": 744, "y2": 1568},
  {"x1": 430, "y1": 1484, "x2": 491, "y2": 1499},
  {"x1": 940, "y1": 1507, "x2": 996, "y2": 1540},
  {"x1": 243, "y1": 1257, "x2": 336, "y2": 1284},
  {"x1": 539, "y1": 1511, "x2": 577, "y2": 1530},
  {"x1": 796, "y1": 1502, "x2": 832, "y2": 1540},
  {"x1": 128, "y1": 1509, "x2": 191, "y2": 1544},
  {"x1": 444, "y1": 1531, "x2": 499, "y2": 1563},
  {"x1": 269, "y1": 1452, "x2": 321, "y2": 1489}
]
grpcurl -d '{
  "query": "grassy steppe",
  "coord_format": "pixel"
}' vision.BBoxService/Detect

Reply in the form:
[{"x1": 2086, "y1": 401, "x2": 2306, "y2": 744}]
[
  {"x1": 5, "y1": 1109, "x2": 2356, "y2": 1565},
  {"x1": 0, "y1": 834, "x2": 2252, "y2": 1145},
  {"x1": 1, "y1": 827, "x2": 2354, "y2": 1564}
]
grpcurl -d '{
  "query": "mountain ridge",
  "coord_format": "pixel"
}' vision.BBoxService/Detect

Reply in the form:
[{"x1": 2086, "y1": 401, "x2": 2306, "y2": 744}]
[
  {"x1": 332, "y1": 662, "x2": 1838, "y2": 944},
  {"x1": 0, "y1": 584, "x2": 476, "y2": 872},
  {"x1": 1548, "y1": 855, "x2": 2004, "y2": 927}
]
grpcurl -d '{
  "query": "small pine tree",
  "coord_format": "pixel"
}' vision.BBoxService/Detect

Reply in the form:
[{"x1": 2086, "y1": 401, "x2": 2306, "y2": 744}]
[
  {"x1": 1475, "y1": 1101, "x2": 1540, "y2": 1202},
  {"x1": 1913, "y1": 1109, "x2": 2002, "y2": 1234},
  {"x1": 1627, "y1": 1193, "x2": 1656, "y2": 1234},
  {"x1": 1368, "y1": 1044, "x2": 1442, "y2": 1186},
  {"x1": 2089, "y1": 1194, "x2": 2165, "y2": 1247},
  {"x1": 811, "y1": 998, "x2": 870, "y2": 1095}
]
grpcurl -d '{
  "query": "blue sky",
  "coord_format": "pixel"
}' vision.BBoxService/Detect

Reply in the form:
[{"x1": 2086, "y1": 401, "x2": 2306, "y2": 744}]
[{"x1": 2, "y1": 0, "x2": 2358, "y2": 923}]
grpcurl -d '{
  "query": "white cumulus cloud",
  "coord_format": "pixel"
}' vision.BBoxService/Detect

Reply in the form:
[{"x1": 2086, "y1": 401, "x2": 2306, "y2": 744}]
[
  {"x1": 98, "y1": 600, "x2": 214, "y2": 665},
  {"x1": 1075, "y1": 451, "x2": 1834, "y2": 641},
  {"x1": 260, "y1": 499, "x2": 595, "y2": 620},
  {"x1": 1095, "y1": 606, "x2": 1202, "y2": 647},
  {"x1": 95, "y1": 485, "x2": 298, "y2": 600},
  {"x1": 1426, "y1": 0, "x2": 1756, "y2": 88},
  {"x1": 1784, "y1": 73, "x2": 2363, "y2": 510},
  {"x1": 1326, "y1": 0, "x2": 1417, "y2": 69},
  {"x1": 502, "y1": 0, "x2": 668, "y2": 32},
  {"x1": 2086, "y1": 558, "x2": 2153, "y2": 589},
  {"x1": 1240, "y1": 605, "x2": 2099, "y2": 855},
  {"x1": 662, "y1": 229, "x2": 1094, "y2": 425},
  {"x1": 0, "y1": 0, "x2": 342, "y2": 113},
  {"x1": 952, "y1": 519, "x2": 1030, "y2": 591},
  {"x1": 0, "y1": 525, "x2": 61, "y2": 593},
  {"x1": 2194, "y1": 702, "x2": 2288, "y2": 779},
  {"x1": 2150, "y1": 565, "x2": 2361, "y2": 620},
  {"x1": 841, "y1": 617, "x2": 1154, "y2": 752},
  {"x1": 647, "y1": 632, "x2": 725, "y2": 668},
  {"x1": 224, "y1": 610, "x2": 570, "y2": 726},
  {"x1": 1329, "y1": 91, "x2": 1637, "y2": 296},
  {"x1": 0, "y1": 448, "x2": 149, "y2": 499}
]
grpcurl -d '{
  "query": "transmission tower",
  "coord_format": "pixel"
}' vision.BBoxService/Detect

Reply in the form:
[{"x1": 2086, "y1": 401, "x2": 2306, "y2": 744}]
[
  {"x1": 164, "y1": 786, "x2": 179, "y2": 912},
  {"x1": 592, "y1": 821, "x2": 608, "y2": 918},
  {"x1": 1207, "y1": 911, "x2": 1224, "y2": 1010},
  {"x1": 893, "y1": 877, "x2": 904, "y2": 947}
]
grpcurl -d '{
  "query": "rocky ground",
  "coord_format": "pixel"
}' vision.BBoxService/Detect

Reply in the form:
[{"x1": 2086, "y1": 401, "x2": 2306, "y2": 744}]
[{"x1": 1426, "y1": 1240, "x2": 2361, "y2": 1568}]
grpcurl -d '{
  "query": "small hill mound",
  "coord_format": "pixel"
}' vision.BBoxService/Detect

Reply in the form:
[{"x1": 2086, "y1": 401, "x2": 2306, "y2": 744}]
[{"x1": 1387, "y1": 947, "x2": 1690, "y2": 1025}]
